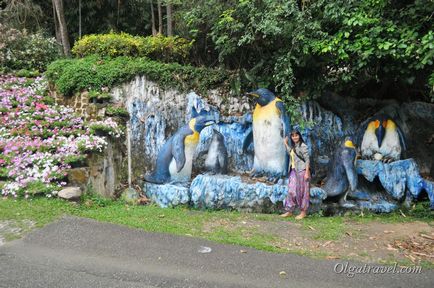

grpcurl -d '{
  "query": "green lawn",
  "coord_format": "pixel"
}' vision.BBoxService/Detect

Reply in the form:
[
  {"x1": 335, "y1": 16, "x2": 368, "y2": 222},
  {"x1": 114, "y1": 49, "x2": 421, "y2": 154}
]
[{"x1": 1, "y1": 196, "x2": 433, "y2": 265}]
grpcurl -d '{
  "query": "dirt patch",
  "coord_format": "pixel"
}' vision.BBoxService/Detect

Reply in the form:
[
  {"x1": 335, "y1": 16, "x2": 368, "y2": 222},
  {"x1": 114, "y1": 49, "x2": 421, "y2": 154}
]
[{"x1": 203, "y1": 217, "x2": 434, "y2": 266}]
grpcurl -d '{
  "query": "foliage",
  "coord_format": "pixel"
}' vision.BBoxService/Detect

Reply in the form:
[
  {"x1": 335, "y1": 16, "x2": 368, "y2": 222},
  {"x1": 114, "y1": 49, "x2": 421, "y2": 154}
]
[
  {"x1": 72, "y1": 32, "x2": 192, "y2": 63},
  {"x1": 0, "y1": 0, "x2": 44, "y2": 31},
  {"x1": 88, "y1": 90, "x2": 112, "y2": 102},
  {"x1": 176, "y1": 0, "x2": 434, "y2": 103},
  {"x1": 46, "y1": 55, "x2": 231, "y2": 96},
  {"x1": 106, "y1": 105, "x2": 129, "y2": 118},
  {"x1": 0, "y1": 24, "x2": 62, "y2": 71},
  {"x1": 0, "y1": 75, "x2": 107, "y2": 198}
]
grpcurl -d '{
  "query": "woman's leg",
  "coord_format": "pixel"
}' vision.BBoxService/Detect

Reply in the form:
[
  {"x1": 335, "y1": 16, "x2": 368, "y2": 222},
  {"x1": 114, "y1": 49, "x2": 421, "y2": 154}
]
[
  {"x1": 295, "y1": 170, "x2": 310, "y2": 220},
  {"x1": 281, "y1": 170, "x2": 296, "y2": 217}
]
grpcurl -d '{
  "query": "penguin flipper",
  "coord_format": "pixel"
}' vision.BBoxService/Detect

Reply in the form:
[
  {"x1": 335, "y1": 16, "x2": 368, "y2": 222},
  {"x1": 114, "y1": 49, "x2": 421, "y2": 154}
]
[
  {"x1": 144, "y1": 173, "x2": 167, "y2": 184},
  {"x1": 276, "y1": 101, "x2": 291, "y2": 138},
  {"x1": 242, "y1": 129, "x2": 253, "y2": 153},
  {"x1": 342, "y1": 149, "x2": 358, "y2": 191},
  {"x1": 218, "y1": 152, "x2": 228, "y2": 174},
  {"x1": 397, "y1": 125, "x2": 407, "y2": 151},
  {"x1": 172, "y1": 134, "x2": 186, "y2": 172}
]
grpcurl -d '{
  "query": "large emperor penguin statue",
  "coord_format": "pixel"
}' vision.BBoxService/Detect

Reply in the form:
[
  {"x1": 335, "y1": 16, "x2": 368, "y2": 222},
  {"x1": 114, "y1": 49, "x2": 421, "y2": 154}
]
[
  {"x1": 144, "y1": 109, "x2": 216, "y2": 184},
  {"x1": 360, "y1": 114, "x2": 406, "y2": 162},
  {"x1": 243, "y1": 88, "x2": 291, "y2": 181}
]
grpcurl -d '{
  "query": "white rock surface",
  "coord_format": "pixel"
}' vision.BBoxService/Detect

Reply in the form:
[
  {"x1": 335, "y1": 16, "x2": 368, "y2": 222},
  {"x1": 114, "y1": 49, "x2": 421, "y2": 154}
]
[{"x1": 58, "y1": 187, "x2": 82, "y2": 200}]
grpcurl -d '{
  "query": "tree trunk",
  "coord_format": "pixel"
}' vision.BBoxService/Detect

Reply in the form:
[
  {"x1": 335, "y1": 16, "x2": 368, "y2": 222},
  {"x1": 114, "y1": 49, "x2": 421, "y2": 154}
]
[
  {"x1": 166, "y1": 3, "x2": 172, "y2": 36},
  {"x1": 150, "y1": 0, "x2": 157, "y2": 36},
  {"x1": 52, "y1": 1, "x2": 61, "y2": 43},
  {"x1": 157, "y1": 0, "x2": 162, "y2": 35},
  {"x1": 78, "y1": 0, "x2": 82, "y2": 38},
  {"x1": 52, "y1": 0, "x2": 70, "y2": 56}
]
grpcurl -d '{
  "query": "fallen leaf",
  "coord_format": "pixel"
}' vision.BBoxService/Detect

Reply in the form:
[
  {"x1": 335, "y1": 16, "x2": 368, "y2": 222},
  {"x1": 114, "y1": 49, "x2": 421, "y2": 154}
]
[
  {"x1": 326, "y1": 256, "x2": 340, "y2": 259},
  {"x1": 279, "y1": 271, "x2": 287, "y2": 277},
  {"x1": 240, "y1": 250, "x2": 247, "y2": 254},
  {"x1": 158, "y1": 214, "x2": 165, "y2": 218},
  {"x1": 404, "y1": 254, "x2": 416, "y2": 263},
  {"x1": 322, "y1": 241, "x2": 332, "y2": 247},
  {"x1": 399, "y1": 210, "x2": 407, "y2": 217},
  {"x1": 412, "y1": 251, "x2": 434, "y2": 258},
  {"x1": 386, "y1": 244, "x2": 398, "y2": 251},
  {"x1": 420, "y1": 234, "x2": 434, "y2": 241},
  {"x1": 384, "y1": 230, "x2": 395, "y2": 234},
  {"x1": 345, "y1": 231, "x2": 352, "y2": 237},
  {"x1": 308, "y1": 225, "x2": 316, "y2": 231}
]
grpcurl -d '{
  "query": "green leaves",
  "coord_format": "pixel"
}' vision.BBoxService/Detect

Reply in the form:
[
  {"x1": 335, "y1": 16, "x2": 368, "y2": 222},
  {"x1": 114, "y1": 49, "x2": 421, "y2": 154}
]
[
  {"x1": 46, "y1": 56, "x2": 231, "y2": 97},
  {"x1": 71, "y1": 32, "x2": 193, "y2": 64}
]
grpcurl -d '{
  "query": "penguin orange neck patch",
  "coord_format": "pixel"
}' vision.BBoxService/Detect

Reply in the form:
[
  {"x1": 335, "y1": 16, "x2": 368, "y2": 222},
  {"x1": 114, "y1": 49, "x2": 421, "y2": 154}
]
[
  {"x1": 253, "y1": 98, "x2": 280, "y2": 121},
  {"x1": 186, "y1": 118, "x2": 200, "y2": 144}
]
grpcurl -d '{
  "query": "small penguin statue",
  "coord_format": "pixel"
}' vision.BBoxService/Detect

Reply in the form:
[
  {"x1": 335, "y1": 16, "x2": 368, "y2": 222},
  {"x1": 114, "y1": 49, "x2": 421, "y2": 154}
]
[{"x1": 204, "y1": 129, "x2": 228, "y2": 174}]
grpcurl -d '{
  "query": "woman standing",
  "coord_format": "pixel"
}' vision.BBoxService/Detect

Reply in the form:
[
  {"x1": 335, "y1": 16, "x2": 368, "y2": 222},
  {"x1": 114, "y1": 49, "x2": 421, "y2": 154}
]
[{"x1": 280, "y1": 130, "x2": 311, "y2": 220}]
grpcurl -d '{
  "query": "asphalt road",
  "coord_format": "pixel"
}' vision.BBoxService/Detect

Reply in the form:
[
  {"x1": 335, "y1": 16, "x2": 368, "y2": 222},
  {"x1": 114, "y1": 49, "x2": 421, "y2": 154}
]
[{"x1": 0, "y1": 217, "x2": 432, "y2": 288}]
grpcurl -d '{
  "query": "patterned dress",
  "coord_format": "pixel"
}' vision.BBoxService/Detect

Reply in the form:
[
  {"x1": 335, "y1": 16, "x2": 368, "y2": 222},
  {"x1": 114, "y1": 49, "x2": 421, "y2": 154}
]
[{"x1": 283, "y1": 143, "x2": 310, "y2": 212}]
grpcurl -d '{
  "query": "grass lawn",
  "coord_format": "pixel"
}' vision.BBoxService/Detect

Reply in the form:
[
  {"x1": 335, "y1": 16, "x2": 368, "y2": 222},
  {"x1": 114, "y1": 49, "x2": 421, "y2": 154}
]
[{"x1": 1, "y1": 196, "x2": 433, "y2": 268}]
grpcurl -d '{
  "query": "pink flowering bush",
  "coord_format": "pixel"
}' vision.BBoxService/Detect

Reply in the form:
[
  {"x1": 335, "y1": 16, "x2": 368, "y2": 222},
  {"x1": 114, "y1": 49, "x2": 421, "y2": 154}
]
[
  {"x1": 0, "y1": 75, "x2": 108, "y2": 198},
  {"x1": 89, "y1": 117, "x2": 125, "y2": 138}
]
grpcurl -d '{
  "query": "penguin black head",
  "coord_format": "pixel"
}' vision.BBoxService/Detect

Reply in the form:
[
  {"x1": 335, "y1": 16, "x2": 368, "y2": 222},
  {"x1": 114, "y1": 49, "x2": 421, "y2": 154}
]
[
  {"x1": 247, "y1": 88, "x2": 276, "y2": 107},
  {"x1": 191, "y1": 114, "x2": 216, "y2": 133},
  {"x1": 367, "y1": 115, "x2": 388, "y2": 147}
]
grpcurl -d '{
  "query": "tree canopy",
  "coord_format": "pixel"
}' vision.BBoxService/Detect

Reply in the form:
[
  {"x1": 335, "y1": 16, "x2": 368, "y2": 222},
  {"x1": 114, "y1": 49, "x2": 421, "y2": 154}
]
[{"x1": 1, "y1": 0, "x2": 433, "y2": 102}]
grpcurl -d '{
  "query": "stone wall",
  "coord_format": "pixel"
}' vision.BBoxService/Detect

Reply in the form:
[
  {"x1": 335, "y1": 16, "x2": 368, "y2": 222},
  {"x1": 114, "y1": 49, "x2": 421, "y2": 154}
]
[{"x1": 50, "y1": 87, "x2": 99, "y2": 120}]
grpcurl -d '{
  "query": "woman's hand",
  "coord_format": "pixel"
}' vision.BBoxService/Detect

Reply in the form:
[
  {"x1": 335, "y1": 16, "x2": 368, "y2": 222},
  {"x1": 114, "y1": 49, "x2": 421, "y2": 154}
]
[
  {"x1": 284, "y1": 136, "x2": 289, "y2": 146},
  {"x1": 304, "y1": 171, "x2": 310, "y2": 181}
]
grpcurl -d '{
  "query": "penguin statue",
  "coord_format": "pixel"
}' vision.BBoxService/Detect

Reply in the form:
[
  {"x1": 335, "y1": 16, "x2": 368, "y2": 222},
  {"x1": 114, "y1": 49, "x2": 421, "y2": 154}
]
[
  {"x1": 204, "y1": 129, "x2": 228, "y2": 174},
  {"x1": 360, "y1": 115, "x2": 406, "y2": 162},
  {"x1": 144, "y1": 109, "x2": 216, "y2": 184},
  {"x1": 243, "y1": 88, "x2": 291, "y2": 181},
  {"x1": 322, "y1": 137, "x2": 358, "y2": 204}
]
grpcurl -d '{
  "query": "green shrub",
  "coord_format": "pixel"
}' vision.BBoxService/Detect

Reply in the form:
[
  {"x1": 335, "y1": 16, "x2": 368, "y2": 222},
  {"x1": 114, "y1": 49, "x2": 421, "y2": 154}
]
[
  {"x1": 0, "y1": 24, "x2": 62, "y2": 71},
  {"x1": 46, "y1": 56, "x2": 231, "y2": 96},
  {"x1": 71, "y1": 32, "x2": 192, "y2": 63},
  {"x1": 88, "y1": 90, "x2": 112, "y2": 102},
  {"x1": 138, "y1": 34, "x2": 193, "y2": 63},
  {"x1": 72, "y1": 32, "x2": 142, "y2": 58},
  {"x1": 106, "y1": 105, "x2": 129, "y2": 118},
  {"x1": 15, "y1": 69, "x2": 41, "y2": 78}
]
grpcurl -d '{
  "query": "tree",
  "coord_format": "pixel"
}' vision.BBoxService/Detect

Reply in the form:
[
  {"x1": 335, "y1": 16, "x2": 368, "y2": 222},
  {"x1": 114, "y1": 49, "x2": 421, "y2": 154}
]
[
  {"x1": 150, "y1": 0, "x2": 157, "y2": 35},
  {"x1": 175, "y1": 0, "x2": 434, "y2": 102},
  {"x1": 157, "y1": 0, "x2": 162, "y2": 34},
  {"x1": 52, "y1": 0, "x2": 70, "y2": 56},
  {"x1": 166, "y1": 2, "x2": 172, "y2": 36}
]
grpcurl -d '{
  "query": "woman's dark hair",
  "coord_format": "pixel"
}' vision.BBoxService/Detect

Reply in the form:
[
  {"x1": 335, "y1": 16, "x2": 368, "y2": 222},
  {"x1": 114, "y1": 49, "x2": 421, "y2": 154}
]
[{"x1": 289, "y1": 129, "x2": 304, "y2": 147}]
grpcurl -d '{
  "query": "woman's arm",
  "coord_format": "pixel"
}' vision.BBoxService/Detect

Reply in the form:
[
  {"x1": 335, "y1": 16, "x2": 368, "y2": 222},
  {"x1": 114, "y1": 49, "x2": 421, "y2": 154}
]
[
  {"x1": 301, "y1": 144, "x2": 310, "y2": 180},
  {"x1": 283, "y1": 136, "x2": 291, "y2": 154}
]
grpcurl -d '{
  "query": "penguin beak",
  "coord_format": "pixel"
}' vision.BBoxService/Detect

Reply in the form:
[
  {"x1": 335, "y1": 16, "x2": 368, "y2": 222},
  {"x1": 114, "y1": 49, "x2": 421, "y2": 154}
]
[
  {"x1": 247, "y1": 93, "x2": 259, "y2": 98},
  {"x1": 375, "y1": 121, "x2": 385, "y2": 147},
  {"x1": 345, "y1": 140, "x2": 355, "y2": 149},
  {"x1": 204, "y1": 120, "x2": 215, "y2": 127}
]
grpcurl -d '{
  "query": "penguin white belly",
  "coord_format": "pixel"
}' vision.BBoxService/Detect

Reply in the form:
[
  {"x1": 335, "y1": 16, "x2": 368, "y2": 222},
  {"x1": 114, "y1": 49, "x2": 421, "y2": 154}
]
[
  {"x1": 361, "y1": 130, "x2": 379, "y2": 158},
  {"x1": 169, "y1": 144, "x2": 197, "y2": 182},
  {"x1": 205, "y1": 140, "x2": 219, "y2": 169},
  {"x1": 252, "y1": 113, "x2": 286, "y2": 174},
  {"x1": 379, "y1": 129, "x2": 401, "y2": 160}
]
